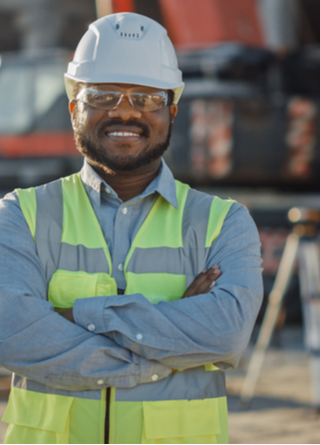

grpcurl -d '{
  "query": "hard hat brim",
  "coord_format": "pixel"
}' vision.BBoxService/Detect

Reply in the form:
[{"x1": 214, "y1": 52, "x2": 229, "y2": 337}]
[{"x1": 64, "y1": 75, "x2": 185, "y2": 105}]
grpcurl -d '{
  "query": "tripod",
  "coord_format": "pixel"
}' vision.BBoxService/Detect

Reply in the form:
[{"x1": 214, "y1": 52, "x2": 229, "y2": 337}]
[{"x1": 239, "y1": 207, "x2": 320, "y2": 407}]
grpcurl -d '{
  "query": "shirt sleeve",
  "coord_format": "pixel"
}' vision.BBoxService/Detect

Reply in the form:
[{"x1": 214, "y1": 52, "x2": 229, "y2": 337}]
[
  {"x1": 0, "y1": 192, "x2": 171, "y2": 391},
  {"x1": 73, "y1": 203, "x2": 264, "y2": 370}
]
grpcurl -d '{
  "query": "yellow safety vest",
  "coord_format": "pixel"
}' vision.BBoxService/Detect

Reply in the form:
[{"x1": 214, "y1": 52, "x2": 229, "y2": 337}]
[{"x1": 3, "y1": 173, "x2": 235, "y2": 444}]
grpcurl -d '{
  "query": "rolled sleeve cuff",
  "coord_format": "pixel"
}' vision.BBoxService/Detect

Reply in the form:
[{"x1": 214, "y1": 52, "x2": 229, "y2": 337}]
[
  {"x1": 73, "y1": 296, "x2": 107, "y2": 333},
  {"x1": 137, "y1": 360, "x2": 171, "y2": 384}
]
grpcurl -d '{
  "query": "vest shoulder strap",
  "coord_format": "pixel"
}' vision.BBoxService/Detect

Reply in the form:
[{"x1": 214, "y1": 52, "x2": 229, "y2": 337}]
[
  {"x1": 16, "y1": 187, "x2": 37, "y2": 242},
  {"x1": 181, "y1": 184, "x2": 236, "y2": 249},
  {"x1": 206, "y1": 196, "x2": 236, "y2": 247},
  {"x1": 17, "y1": 175, "x2": 76, "y2": 282}
]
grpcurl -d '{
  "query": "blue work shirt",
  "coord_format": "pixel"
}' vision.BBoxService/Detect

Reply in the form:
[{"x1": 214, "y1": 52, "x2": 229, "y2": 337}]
[
  {"x1": 81, "y1": 159, "x2": 178, "y2": 290},
  {"x1": 0, "y1": 158, "x2": 263, "y2": 389}
]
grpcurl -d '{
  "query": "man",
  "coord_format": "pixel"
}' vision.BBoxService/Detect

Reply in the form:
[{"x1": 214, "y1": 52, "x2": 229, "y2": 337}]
[{"x1": 0, "y1": 12, "x2": 263, "y2": 444}]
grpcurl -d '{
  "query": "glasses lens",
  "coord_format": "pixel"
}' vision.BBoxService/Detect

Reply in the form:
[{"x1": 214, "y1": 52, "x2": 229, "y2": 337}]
[
  {"x1": 76, "y1": 88, "x2": 168, "y2": 111},
  {"x1": 77, "y1": 88, "x2": 121, "y2": 110},
  {"x1": 131, "y1": 92, "x2": 167, "y2": 111}
]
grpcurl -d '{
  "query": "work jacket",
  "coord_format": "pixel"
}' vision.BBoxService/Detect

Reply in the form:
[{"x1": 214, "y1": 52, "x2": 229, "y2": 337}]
[{"x1": 3, "y1": 172, "x2": 234, "y2": 444}]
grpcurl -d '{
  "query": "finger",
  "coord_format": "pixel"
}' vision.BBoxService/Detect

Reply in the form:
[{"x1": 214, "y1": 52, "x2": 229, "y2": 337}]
[
  {"x1": 182, "y1": 271, "x2": 210, "y2": 298},
  {"x1": 186, "y1": 268, "x2": 212, "y2": 291},
  {"x1": 191, "y1": 267, "x2": 220, "y2": 294},
  {"x1": 212, "y1": 266, "x2": 221, "y2": 279},
  {"x1": 193, "y1": 275, "x2": 216, "y2": 294},
  {"x1": 208, "y1": 265, "x2": 221, "y2": 281},
  {"x1": 196, "y1": 265, "x2": 222, "y2": 289},
  {"x1": 182, "y1": 266, "x2": 221, "y2": 298}
]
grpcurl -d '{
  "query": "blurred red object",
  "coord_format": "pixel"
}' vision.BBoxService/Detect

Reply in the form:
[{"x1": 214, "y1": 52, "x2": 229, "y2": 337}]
[
  {"x1": 112, "y1": 0, "x2": 134, "y2": 13},
  {"x1": 0, "y1": 133, "x2": 77, "y2": 158},
  {"x1": 159, "y1": 0, "x2": 264, "y2": 49},
  {"x1": 259, "y1": 229, "x2": 291, "y2": 275},
  {"x1": 111, "y1": 0, "x2": 264, "y2": 49},
  {"x1": 284, "y1": 97, "x2": 317, "y2": 178},
  {"x1": 190, "y1": 99, "x2": 233, "y2": 179}
]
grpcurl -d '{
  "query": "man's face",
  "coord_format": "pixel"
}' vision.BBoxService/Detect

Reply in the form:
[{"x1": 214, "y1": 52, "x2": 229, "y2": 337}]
[{"x1": 70, "y1": 83, "x2": 178, "y2": 173}]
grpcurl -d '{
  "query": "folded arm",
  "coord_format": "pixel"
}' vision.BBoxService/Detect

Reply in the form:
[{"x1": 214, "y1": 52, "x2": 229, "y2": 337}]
[
  {"x1": 0, "y1": 193, "x2": 171, "y2": 391},
  {"x1": 73, "y1": 203, "x2": 264, "y2": 370}
]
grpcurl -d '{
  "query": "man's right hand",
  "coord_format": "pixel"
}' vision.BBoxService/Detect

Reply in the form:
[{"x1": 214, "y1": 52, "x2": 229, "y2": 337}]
[{"x1": 182, "y1": 265, "x2": 221, "y2": 298}]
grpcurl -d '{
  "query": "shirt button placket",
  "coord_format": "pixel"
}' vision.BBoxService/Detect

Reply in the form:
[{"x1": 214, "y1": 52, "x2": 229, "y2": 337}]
[{"x1": 113, "y1": 205, "x2": 130, "y2": 289}]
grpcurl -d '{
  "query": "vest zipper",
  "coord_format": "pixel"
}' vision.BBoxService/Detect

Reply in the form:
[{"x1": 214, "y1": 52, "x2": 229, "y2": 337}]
[{"x1": 105, "y1": 387, "x2": 111, "y2": 444}]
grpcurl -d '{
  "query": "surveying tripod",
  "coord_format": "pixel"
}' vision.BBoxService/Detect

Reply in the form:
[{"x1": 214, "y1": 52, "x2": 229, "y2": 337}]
[{"x1": 240, "y1": 207, "x2": 320, "y2": 408}]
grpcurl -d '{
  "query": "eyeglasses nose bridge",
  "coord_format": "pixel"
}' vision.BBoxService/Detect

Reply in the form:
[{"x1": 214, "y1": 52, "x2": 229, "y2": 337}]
[{"x1": 112, "y1": 92, "x2": 135, "y2": 110}]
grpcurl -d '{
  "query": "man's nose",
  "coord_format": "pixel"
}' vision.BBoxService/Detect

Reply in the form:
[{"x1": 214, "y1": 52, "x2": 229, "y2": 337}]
[{"x1": 108, "y1": 95, "x2": 142, "y2": 120}]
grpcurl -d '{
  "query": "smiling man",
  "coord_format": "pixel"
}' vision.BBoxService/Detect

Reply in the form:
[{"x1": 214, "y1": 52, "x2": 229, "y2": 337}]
[
  {"x1": 0, "y1": 12, "x2": 263, "y2": 445},
  {"x1": 70, "y1": 82, "x2": 177, "y2": 202},
  {"x1": 73, "y1": 84, "x2": 175, "y2": 173}
]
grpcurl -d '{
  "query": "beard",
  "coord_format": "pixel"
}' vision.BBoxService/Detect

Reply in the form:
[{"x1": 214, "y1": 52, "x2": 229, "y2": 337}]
[{"x1": 73, "y1": 113, "x2": 173, "y2": 173}]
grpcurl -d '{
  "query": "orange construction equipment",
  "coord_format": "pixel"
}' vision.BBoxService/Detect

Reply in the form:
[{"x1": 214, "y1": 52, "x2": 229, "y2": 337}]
[
  {"x1": 111, "y1": 0, "x2": 264, "y2": 49},
  {"x1": 112, "y1": 0, "x2": 134, "y2": 13},
  {"x1": 159, "y1": 0, "x2": 264, "y2": 49}
]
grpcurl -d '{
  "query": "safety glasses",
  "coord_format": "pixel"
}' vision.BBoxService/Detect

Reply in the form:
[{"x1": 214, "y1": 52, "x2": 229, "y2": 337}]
[{"x1": 76, "y1": 87, "x2": 169, "y2": 112}]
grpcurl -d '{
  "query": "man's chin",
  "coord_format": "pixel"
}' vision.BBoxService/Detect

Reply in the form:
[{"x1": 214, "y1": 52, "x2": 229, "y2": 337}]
[
  {"x1": 77, "y1": 140, "x2": 169, "y2": 173},
  {"x1": 75, "y1": 121, "x2": 173, "y2": 174}
]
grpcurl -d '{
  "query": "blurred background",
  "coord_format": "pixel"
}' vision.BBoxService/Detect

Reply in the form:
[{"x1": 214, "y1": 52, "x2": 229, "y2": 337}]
[{"x1": 1, "y1": 0, "x2": 320, "y2": 443}]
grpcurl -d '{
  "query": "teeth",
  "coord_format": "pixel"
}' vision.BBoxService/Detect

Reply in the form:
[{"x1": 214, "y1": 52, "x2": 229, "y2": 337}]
[{"x1": 109, "y1": 131, "x2": 140, "y2": 137}]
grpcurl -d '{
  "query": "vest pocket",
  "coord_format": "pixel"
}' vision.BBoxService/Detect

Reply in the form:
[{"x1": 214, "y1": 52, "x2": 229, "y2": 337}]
[
  {"x1": 142, "y1": 398, "x2": 221, "y2": 444},
  {"x1": 2, "y1": 387, "x2": 73, "y2": 444},
  {"x1": 48, "y1": 270, "x2": 117, "y2": 308}
]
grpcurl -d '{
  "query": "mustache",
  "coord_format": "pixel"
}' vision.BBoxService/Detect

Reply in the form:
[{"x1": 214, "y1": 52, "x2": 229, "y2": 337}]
[{"x1": 97, "y1": 119, "x2": 150, "y2": 138}]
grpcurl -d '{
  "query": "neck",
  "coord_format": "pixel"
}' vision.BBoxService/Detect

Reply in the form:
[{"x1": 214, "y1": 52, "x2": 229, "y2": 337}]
[{"x1": 90, "y1": 158, "x2": 162, "y2": 202}]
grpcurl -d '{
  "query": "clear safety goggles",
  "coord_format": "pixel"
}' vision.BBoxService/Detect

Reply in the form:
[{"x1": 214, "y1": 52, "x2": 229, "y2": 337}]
[{"x1": 76, "y1": 87, "x2": 169, "y2": 112}]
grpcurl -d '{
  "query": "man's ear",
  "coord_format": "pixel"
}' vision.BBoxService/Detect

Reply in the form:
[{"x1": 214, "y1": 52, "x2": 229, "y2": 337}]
[
  {"x1": 170, "y1": 104, "x2": 178, "y2": 123},
  {"x1": 69, "y1": 101, "x2": 77, "y2": 130},
  {"x1": 69, "y1": 101, "x2": 75, "y2": 115}
]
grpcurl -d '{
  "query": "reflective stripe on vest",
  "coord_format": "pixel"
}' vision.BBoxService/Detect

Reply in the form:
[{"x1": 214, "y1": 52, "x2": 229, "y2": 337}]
[{"x1": 8, "y1": 173, "x2": 235, "y2": 444}]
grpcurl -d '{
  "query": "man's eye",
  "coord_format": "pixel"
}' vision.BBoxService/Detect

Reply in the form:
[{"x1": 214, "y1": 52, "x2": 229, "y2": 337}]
[
  {"x1": 88, "y1": 94, "x2": 103, "y2": 101},
  {"x1": 136, "y1": 95, "x2": 149, "y2": 103},
  {"x1": 89, "y1": 93, "x2": 116, "y2": 102},
  {"x1": 97, "y1": 95, "x2": 109, "y2": 101},
  {"x1": 104, "y1": 94, "x2": 116, "y2": 101},
  {"x1": 152, "y1": 94, "x2": 165, "y2": 104},
  {"x1": 134, "y1": 95, "x2": 153, "y2": 106}
]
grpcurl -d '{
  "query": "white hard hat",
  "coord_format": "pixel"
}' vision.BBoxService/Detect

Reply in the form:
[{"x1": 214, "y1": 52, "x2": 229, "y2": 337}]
[{"x1": 65, "y1": 12, "x2": 184, "y2": 104}]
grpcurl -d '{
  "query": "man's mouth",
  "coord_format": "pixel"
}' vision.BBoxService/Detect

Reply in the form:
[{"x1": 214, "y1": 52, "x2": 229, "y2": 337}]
[
  {"x1": 98, "y1": 120, "x2": 150, "y2": 142},
  {"x1": 106, "y1": 131, "x2": 143, "y2": 143},
  {"x1": 108, "y1": 131, "x2": 141, "y2": 137},
  {"x1": 105, "y1": 127, "x2": 145, "y2": 143}
]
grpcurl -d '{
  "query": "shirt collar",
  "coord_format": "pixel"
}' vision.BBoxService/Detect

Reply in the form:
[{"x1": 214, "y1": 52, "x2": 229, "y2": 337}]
[{"x1": 80, "y1": 158, "x2": 178, "y2": 209}]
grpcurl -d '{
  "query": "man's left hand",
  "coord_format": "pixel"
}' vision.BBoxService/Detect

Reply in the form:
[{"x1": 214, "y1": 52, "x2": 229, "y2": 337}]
[{"x1": 182, "y1": 265, "x2": 221, "y2": 298}]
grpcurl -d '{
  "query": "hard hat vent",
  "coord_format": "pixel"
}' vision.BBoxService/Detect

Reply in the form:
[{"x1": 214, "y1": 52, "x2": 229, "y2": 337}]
[{"x1": 115, "y1": 18, "x2": 145, "y2": 40}]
